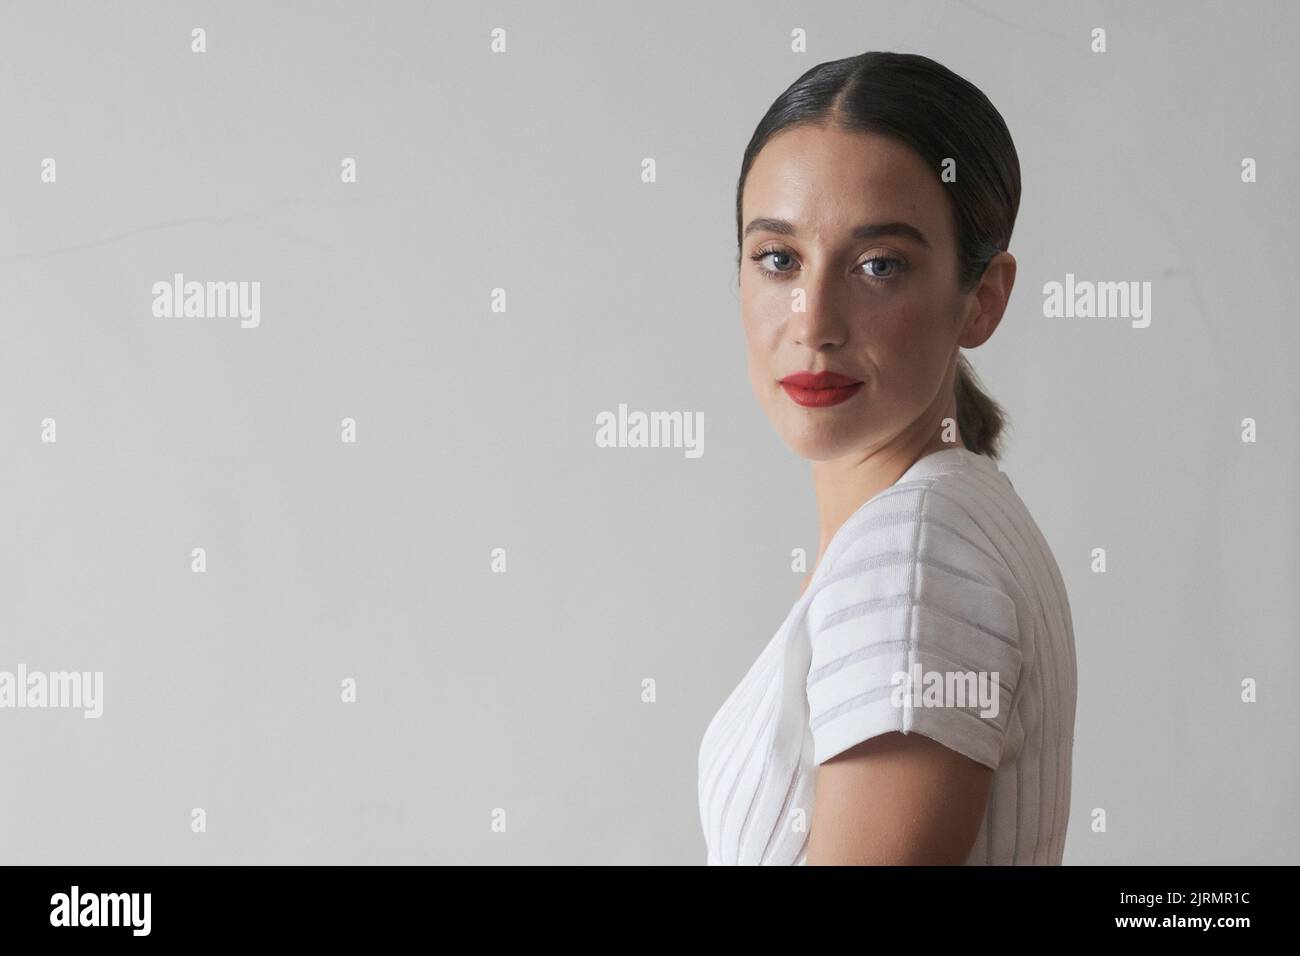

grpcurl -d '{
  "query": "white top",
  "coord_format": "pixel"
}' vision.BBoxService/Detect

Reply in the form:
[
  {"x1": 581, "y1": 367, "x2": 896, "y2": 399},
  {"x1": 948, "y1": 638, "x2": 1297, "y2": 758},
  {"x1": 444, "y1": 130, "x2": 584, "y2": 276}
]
[{"x1": 697, "y1": 446, "x2": 1077, "y2": 864}]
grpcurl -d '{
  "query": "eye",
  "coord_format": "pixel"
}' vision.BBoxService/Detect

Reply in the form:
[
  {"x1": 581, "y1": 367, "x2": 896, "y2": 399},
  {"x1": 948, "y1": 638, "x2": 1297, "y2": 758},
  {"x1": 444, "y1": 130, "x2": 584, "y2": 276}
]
[
  {"x1": 749, "y1": 246, "x2": 798, "y2": 278},
  {"x1": 860, "y1": 255, "x2": 906, "y2": 281}
]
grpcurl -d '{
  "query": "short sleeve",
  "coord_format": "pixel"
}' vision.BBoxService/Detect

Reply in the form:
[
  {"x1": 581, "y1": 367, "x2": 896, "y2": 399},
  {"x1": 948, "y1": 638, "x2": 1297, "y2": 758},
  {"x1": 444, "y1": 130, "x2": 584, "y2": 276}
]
[{"x1": 805, "y1": 483, "x2": 1023, "y2": 771}]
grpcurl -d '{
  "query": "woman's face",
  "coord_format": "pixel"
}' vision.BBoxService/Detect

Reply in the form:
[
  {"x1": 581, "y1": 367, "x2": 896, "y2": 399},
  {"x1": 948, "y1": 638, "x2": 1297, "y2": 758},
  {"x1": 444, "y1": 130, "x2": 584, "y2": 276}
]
[{"x1": 739, "y1": 124, "x2": 975, "y2": 461}]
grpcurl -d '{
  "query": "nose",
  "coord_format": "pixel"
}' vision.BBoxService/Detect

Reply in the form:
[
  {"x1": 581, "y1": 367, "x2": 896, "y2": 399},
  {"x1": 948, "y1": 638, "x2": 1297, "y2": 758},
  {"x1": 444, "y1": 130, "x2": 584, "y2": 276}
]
[{"x1": 789, "y1": 274, "x2": 850, "y2": 351}]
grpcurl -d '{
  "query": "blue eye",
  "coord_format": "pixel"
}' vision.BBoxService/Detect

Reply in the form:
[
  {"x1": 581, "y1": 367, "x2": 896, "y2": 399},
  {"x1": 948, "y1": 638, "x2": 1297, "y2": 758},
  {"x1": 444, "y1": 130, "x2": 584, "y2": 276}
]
[
  {"x1": 860, "y1": 256, "x2": 905, "y2": 280},
  {"x1": 748, "y1": 246, "x2": 908, "y2": 283},
  {"x1": 750, "y1": 248, "x2": 796, "y2": 276}
]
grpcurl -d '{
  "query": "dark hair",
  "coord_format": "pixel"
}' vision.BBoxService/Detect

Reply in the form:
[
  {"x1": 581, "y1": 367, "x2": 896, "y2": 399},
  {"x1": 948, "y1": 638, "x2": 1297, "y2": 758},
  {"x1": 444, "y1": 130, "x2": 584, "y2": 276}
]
[{"x1": 735, "y1": 51, "x2": 1018, "y2": 460}]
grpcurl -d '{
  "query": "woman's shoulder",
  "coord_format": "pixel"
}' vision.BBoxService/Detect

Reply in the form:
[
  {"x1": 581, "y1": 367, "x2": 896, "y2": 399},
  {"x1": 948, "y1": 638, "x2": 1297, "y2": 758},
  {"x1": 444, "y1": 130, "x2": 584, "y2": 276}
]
[{"x1": 825, "y1": 456, "x2": 1013, "y2": 583}]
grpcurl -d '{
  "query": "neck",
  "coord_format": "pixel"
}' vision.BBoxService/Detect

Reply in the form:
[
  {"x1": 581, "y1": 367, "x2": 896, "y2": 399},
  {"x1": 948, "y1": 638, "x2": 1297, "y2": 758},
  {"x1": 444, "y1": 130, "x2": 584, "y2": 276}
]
[{"x1": 810, "y1": 386, "x2": 963, "y2": 573}]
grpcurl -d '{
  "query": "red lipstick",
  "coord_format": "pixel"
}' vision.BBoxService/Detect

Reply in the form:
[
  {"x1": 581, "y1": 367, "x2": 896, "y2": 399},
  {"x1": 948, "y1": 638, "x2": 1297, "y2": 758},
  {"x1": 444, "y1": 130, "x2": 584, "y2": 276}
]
[{"x1": 778, "y1": 370, "x2": 864, "y2": 408}]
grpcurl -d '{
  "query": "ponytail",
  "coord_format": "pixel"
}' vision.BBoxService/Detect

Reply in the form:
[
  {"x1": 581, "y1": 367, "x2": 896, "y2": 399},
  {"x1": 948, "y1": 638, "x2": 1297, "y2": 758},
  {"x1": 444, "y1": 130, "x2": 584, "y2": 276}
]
[{"x1": 954, "y1": 354, "x2": 1008, "y2": 460}]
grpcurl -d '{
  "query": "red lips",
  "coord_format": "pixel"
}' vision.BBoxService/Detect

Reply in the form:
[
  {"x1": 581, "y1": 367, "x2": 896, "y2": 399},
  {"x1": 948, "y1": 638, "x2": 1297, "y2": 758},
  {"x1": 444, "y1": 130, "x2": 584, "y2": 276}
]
[
  {"x1": 778, "y1": 370, "x2": 864, "y2": 408},
  {"x1": 779, "y1": 371, "x2": 860, "y2": 389},
  {"x1": 779, "y1": 371, "x2": 864, "y2": 408}
]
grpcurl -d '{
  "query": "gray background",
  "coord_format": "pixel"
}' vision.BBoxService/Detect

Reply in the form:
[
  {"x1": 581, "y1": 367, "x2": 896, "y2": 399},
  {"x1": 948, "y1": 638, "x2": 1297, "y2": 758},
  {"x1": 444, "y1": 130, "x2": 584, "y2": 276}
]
[{"x1": 1, "y1": 0, "x2": 1296, "y2": 865}]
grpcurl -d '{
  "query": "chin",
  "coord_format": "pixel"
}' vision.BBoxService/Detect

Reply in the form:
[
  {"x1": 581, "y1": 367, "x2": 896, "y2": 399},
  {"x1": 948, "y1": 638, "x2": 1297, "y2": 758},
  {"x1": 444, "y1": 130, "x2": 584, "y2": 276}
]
[
  {"x1": 774, "y1": 419, "x2": 864, "y2": 462},
  {"x1": 759, "y1": 381, "x2": 878, "y2": 461}
]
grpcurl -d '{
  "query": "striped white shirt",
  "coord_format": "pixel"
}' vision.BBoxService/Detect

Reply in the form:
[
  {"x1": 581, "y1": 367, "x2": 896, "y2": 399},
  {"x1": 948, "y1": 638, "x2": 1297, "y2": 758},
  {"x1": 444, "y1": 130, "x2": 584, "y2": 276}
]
[{"x1": 697, "y1": 446, "x2": 1077, "y2": 864}]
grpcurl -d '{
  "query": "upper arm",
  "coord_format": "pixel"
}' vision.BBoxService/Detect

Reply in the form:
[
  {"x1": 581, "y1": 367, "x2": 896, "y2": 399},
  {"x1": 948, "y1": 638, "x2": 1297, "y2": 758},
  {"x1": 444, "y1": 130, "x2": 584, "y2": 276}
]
[
  {"x1": 802, "y1": 483, "x2": 1024, "y2": 865},
  {"x1": 806, "y1": 731, "x2": 993, "y2": 865}
]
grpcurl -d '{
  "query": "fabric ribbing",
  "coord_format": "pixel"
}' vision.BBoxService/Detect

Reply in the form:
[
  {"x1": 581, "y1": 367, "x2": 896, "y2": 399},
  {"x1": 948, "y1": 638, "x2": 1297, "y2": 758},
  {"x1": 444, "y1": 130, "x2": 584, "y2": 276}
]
[{"x1": 696, "y1": 446, "x2": 1077, "y2": 865}]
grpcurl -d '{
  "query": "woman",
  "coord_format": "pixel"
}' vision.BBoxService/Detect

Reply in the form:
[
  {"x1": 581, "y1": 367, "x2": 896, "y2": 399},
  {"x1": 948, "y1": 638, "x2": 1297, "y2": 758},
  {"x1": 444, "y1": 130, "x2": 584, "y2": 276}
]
[{"x1": 697, "y1": 52, "x2": 1077, "y2": 865}]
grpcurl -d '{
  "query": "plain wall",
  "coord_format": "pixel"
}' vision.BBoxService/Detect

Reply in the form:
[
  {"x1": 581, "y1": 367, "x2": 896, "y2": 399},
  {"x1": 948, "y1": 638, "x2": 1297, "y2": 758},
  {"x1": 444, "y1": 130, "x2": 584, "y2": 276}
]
[{"x1": 0, "y1": 0, "x2": 1296, "y2": 864}]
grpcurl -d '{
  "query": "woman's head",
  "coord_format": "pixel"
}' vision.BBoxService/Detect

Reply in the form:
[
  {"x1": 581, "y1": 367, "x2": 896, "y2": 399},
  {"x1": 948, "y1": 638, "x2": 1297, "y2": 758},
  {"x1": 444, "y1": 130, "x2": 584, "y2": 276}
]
[{"x1": 736, "y1": 51, "x2": 1018, "y2": 462}]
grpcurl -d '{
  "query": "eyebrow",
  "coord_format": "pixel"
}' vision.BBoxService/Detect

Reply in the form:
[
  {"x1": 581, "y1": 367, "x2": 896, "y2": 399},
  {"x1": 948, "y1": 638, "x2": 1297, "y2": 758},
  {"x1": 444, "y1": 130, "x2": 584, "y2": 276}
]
[{"x1": 742, "y1": 217, "x2": 932, "y2": 250}]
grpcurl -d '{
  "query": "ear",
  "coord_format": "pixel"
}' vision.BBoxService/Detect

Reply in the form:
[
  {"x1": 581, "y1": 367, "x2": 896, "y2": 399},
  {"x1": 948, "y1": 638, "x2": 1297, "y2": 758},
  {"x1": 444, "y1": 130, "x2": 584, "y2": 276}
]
[{"x1": 959, "y1": 252, "x2": 1016, "y2": 349}]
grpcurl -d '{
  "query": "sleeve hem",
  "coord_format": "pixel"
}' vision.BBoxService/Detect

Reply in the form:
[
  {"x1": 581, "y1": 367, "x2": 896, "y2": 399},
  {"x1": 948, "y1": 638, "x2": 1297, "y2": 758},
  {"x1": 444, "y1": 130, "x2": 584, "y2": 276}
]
[{"x1": 812, "y1": 699, "x2": 1004, "y2": 771}]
